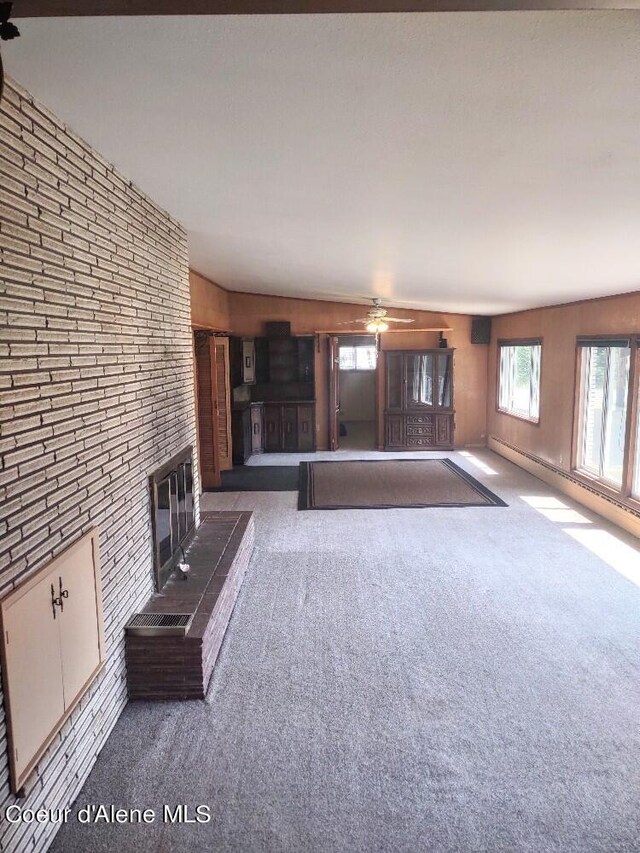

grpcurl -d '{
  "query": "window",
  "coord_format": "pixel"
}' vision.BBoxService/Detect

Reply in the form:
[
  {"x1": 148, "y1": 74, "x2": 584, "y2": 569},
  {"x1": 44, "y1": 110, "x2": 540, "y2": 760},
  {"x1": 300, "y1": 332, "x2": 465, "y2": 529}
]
[
  {"x1": 339, "y1": 345, "x2": 377, "y2": 371},
  {"x1": 498, "y1": 342, "x2": 542, "y2": 421},
  {"x1": 577, "y1": 342, "x2": 630, "y2": 488},
  {"x1": 633, "y1": 390, "x2": 640, "y2": 499}
]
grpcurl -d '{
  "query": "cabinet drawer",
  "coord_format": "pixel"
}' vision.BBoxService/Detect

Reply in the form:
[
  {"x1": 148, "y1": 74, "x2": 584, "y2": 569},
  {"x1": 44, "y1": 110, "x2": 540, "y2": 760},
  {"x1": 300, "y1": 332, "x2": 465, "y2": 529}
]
[
  {"x1": 406, "y1": 415, "x2": 434, "y2": 425},
  {"x1": 406, "y1": 436, "x2": 435, "y2": 447},
  {"x1": 406, "y1": 425, "x2": 434, "y2": 437}
]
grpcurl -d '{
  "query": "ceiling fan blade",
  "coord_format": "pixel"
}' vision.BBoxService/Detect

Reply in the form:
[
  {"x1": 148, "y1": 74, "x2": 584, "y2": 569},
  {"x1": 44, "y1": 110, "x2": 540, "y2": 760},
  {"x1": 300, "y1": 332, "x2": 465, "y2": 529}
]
[
  {"x1": 385, "y1": 317, "x2": 415, "y2": 324},
  {"x1": 334, "y1": 318, "x2": 370, "y2": 325}
]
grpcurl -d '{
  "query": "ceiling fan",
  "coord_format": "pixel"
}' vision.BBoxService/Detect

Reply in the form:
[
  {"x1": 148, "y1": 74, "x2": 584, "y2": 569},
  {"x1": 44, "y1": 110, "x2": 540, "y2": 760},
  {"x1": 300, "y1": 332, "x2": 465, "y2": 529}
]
[{"x1": 336, "y1": 298, "x2": 415, "y2": 334}]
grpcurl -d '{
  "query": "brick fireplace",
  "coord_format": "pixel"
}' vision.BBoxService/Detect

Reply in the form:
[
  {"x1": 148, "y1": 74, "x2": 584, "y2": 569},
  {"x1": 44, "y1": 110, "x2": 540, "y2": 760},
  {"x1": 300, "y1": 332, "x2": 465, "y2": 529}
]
[{"x1": 0, "y1": 78, "x2": 199, "y2": 853}]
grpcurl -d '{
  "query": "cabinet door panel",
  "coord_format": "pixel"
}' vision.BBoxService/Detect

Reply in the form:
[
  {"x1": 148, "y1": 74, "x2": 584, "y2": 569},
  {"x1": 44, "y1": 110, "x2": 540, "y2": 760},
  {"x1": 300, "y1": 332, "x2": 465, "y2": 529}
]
[
  {"x1": 250, "y1": 405, "x2": 263, "y2": 453},
  {"x1": 297, "y1": 405, "x2": 315, "y2": 451},
  {"x1": 242, "y1": 339, "x2": 256, "y2": 384},
  {"x1": 1, "y1": 570, "x2": 65, "y2": 787},
  {"x1": 436, "y1": 353, "x2": 453, "y2": 409},
  {"x1": 297, "y1": 337, "x2": 315, "y2": 383},
  {"x1": 57, "y1": 535, "x2": 102, "y2": 707},
  {"x1": 385, "y1": 414, "x2": 405, "y2": 448},
  {"x1": 406, "y1": 353, "x2": 435, "y2": 409},
  {"x1": 282, "y1": 406, "x2": 298, "y2": 451},
  {"x1": 386, "y1": 352, "x2": 403, "y2": 410},
  {"x1": 263, "y1": 405, "x2": 281, "y2": 451},
  {"x1": 435, "y1": 414, "x2": 453, "y2": 447}
]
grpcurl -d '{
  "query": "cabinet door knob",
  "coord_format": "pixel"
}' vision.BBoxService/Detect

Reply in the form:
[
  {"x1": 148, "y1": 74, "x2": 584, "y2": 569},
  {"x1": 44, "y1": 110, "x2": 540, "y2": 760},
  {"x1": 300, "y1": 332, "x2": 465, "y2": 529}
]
[
  {"x1": 51, "y1": 577, "x2": 69, "y2": 618},
  {"x1": 59, "y1": 576, "x2": 69, "y2": 602}
]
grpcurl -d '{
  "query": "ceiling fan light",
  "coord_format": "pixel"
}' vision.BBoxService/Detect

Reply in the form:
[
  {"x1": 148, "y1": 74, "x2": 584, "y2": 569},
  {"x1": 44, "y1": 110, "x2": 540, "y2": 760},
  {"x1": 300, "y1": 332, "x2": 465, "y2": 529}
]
[{"x1": 366, "y1": 320, "x2": 389, "y2": 334}]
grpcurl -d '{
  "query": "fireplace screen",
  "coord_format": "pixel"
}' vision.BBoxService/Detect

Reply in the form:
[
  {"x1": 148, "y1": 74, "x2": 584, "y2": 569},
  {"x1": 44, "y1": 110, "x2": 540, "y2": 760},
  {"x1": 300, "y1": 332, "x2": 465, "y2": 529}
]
[{"x1": 150, "y1": 447, "x2": 196, "y2": 590}]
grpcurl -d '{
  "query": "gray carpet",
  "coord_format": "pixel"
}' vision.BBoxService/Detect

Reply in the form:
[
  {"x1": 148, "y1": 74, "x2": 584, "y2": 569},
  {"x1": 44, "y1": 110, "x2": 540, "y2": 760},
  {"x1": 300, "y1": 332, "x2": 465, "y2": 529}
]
[{"x1": 51, "y1": 450, "x2": 640, "y2": 853}]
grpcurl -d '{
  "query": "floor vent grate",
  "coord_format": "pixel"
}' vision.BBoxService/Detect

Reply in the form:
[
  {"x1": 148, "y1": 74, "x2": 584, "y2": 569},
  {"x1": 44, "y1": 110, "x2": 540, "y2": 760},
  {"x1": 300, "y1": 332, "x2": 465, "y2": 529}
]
[{"x1": 125, "y1": 613, "x2": 193, "y2": 637}]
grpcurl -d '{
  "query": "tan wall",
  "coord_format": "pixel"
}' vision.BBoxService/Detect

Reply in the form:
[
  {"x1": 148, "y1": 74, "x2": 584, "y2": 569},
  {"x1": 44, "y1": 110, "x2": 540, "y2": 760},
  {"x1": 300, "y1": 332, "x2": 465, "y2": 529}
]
[
  {"x1": 190, "y1": 282, "x2": 488, "y2": 450},
  {"x1": 190, "y1": 269, "x2": 230, "y2": 330},
  {"x1": 488, "y1": 291, "x2": 640, "y2": 471},
  {"x1": 339, "y1": 371, "x2": 376, "y2": 421}
]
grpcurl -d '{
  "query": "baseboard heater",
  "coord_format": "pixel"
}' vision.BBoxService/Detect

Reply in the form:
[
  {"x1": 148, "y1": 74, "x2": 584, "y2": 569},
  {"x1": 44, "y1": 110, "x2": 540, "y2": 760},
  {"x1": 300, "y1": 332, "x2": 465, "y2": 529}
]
[{"x1": 488, "y1": 435, "x2": 640, "y2": 538}]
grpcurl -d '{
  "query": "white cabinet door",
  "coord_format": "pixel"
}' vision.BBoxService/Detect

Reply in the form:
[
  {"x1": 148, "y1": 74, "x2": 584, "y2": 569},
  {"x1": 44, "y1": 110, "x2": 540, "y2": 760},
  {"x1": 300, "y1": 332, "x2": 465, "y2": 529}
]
[
  {"x1": 0, "y1": 529, "x2": 104, "y2": 792},
  {"x1": 1, "y1": 570, "x2": 65, "y2": 786},
  {"x1": 56, "y1": 534, "x2": 103, "y2": 707}
]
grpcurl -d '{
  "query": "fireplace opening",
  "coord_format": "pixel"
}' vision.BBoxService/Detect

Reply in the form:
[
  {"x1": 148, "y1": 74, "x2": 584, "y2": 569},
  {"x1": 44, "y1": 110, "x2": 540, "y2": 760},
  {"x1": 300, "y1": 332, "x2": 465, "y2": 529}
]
[{"x1": 149, "y1": 446, "x2": 196, "y2": 590}]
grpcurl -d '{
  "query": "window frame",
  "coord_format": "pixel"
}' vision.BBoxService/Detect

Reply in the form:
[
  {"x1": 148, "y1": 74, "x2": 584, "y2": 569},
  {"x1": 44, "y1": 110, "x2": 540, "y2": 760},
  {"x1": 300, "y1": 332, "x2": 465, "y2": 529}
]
[
  {"x1": 338, "y1": 344, "x2": 378, "y2": 372},
  {"x1": 496, "y1": 338, "x2": 543, "y2": 425},
  {"x1": 571, "y1": 335, "x2": 640, "y2": 506}
]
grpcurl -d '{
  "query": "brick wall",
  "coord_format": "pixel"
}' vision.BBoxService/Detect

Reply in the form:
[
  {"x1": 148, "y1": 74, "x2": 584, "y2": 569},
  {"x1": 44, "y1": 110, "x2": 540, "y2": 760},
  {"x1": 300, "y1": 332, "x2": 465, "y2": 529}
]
[{"x1": 0, "y1": 78, "x2": 199, "y2": 853}]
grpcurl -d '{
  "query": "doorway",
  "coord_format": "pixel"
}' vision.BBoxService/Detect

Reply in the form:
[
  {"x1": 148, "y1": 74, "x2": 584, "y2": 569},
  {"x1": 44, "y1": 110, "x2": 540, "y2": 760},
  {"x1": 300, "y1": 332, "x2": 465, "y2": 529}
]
[{"x1": 329, "y1": 335, "x2": 378, "y2": 450}]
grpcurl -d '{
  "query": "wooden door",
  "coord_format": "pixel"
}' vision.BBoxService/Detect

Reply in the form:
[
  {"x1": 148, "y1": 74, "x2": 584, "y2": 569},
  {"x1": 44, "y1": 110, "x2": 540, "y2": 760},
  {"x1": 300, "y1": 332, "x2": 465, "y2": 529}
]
[
  {"x1": 194, "y1": 331, "x2": 221, "y2": 488},
  {"x1": 263, "y1": 404, "x2": 281, "y2": 452},
  {"x1": 297, "y1": 404, "x2": 315, "y2": 452},
  {"x1": 328, "y1": 336, "x2": 340, "y2": 450},
  {"x1": 214, "y1": 337, "x2": 233, "y2": 471},
  {"x1": 1, "y1": 565, "x2": 66, "y2": 789},
  {"x1": 56, "y1": 533, "x2": 103, "y2": 707}
]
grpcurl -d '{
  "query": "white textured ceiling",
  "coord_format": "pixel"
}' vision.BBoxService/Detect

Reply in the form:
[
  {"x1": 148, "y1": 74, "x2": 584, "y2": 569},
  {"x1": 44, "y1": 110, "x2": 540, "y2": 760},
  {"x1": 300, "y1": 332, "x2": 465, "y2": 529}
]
[{"x1": 5, "y1": 12, "x2": 640, "y2": 314}]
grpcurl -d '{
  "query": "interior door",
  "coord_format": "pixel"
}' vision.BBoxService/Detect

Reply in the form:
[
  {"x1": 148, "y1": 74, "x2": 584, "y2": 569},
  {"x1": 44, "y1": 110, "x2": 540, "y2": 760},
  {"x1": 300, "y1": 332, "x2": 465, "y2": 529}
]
[
  {"x1": 194, "y1": 331, "x2": 221, "y2": 488},
  {"x1": 328, "y1": 336, "x2": 340, "y2": 450},
  {"x1": 214, "y1": 337, "x2": 233, "y2": 471}
]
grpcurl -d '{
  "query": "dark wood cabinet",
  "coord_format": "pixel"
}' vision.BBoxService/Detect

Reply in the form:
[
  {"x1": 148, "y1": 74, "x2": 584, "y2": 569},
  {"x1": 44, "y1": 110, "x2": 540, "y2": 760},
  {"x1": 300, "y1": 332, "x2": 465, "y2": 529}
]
[
  {"x1": 263, "y1": 402, "x2": 316, "y2": 452},
  {"x1": 384, "y1": 350, "x2": 454, "y2": 449},
  {"x1": 252, "y1": 335, "x2": 315, "y2": 401},
  {"x1": 229, "y1": 330, "x2": 316, "y2": 457}
]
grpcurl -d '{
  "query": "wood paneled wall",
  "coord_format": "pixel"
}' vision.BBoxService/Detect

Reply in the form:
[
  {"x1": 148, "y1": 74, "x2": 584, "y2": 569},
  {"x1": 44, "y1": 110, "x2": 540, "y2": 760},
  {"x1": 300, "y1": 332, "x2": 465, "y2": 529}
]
[
  {"x1": 191, "y1": 281, "x2": 489, "y2": 449},
  {"x1": 487, "y1": 291, "x2": 640, "y2": 471},
  {"x1": 190, "y1": 270, "x2": 231, "y2": 331}
]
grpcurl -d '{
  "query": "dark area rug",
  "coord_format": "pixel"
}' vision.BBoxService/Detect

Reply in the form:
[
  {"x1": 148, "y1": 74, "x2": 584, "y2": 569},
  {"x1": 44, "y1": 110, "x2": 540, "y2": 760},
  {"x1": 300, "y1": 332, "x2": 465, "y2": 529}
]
[
  {"x1": 206, "y1": 465, "x2": 299, "y2": 492},
  {"x1": 298, "y1": 459, "x2": 507, "y2": 510}
]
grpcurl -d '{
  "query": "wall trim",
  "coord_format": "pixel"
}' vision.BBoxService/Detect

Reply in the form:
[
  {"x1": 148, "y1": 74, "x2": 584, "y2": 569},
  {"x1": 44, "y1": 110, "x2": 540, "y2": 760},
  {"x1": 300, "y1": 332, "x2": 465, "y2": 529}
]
[{"x1": 488, "y1": 436, "x2": 640, "y2": 539}]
